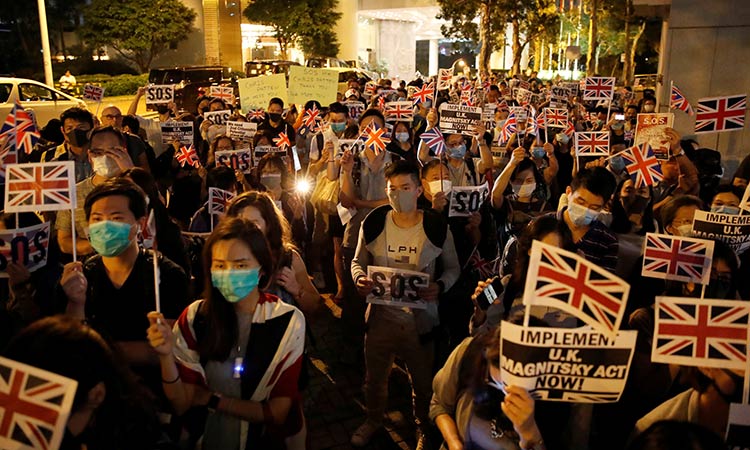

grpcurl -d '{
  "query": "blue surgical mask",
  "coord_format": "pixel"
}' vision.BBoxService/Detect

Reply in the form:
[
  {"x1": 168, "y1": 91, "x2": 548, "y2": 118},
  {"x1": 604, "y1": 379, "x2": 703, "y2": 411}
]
[
  {"x1": 711, "y1": 205, "x2": 740, "y2": 215},
  {"x1": 448, "y1": 144, "x2": 466, "y2": 159},
  {"x1": 611, "y1": 122, "x2": 624, "y2": 131},
  {"x1": 88, "y1": 220, "x2": 134, "y2": 257},
  {"x1": 532, "y1": 147, "x2": 546, "y2": 159},
  {"x1": 330, "y1": 122, "x2": 346, "y2": 133},
  {"x1": 609, "y1": 155, "x2": 626, "y2": 173},
  {"x1": 211, "y1": 268, "x2": 260, "y2": 303},
  {"x1": 556, "y1": 133, "x2": 569, "y2": 145},
  {"x1": 567, "y1": 199, "x2": 599, "y2": 228},
  {"x1": 395, "y1": 132, "x2": 410, "y2": 143}
]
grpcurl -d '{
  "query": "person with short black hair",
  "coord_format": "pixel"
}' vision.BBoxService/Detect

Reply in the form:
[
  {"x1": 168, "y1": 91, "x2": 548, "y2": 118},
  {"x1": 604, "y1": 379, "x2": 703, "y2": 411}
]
[
  {"x1": 258, "y1": 97, "x2": 296, "y2": 162},
  {"x1": 39, "y1": 107, "x2": 95, "y2": 181},
  {"x1": 188, "y1": 166, "x2": 239, "y2": 232}
]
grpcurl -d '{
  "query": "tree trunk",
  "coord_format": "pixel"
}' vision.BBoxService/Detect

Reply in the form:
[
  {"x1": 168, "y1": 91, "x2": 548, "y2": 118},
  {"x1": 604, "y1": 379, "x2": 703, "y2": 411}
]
[
  {"x1": 628, "y1": 22, "x2": 646, "y2": 84},
  {"x1": 478, "y1": 1, "x2": 493, "y2": 75},
  {"x1": 621, "y1": 0, "x2": 632, "y2": 84},
  {"x1": 59, "y1": 24, "x2": 68, "y2": 60},
  {"x1": 586, "y1": 0, "x2": 598, "y2": 75},
  {"x1": 511, "y1": 19, "x2": 522, "y2": 75},
  {"x1": 533, "y1": 39, "x2": 542, "y2": 72}
]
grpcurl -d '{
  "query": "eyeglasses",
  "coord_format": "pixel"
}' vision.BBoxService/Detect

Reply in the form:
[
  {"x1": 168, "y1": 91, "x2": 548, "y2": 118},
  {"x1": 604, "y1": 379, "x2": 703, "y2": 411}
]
[{"x1": 103, "y1": 114, "x2": 122, "y2": 119}]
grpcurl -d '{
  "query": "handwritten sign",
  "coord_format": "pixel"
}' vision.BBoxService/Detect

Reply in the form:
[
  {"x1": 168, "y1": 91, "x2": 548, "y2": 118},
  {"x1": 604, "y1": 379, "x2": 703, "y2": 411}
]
[
  {"x1": 253, "y1": 145, "x2": 287, "y2": 165},
  {"x1": 439, "y1": 103, "x2": 482, "y2": 136},
  {"x1": 226, "y1": 121, "x2": 257, "y2": 143},
  {"x1": 237, "y1": 74, "x2": 287, "y2": 111},
  {"x1": 366, "y1": 265, "x2": 430, "y2": 309},
  {"x1": 215, "y1": 148, "x2": 253, "y2": 174},
  {"x1": 343, "y1": 101, "x2": 365, "y2": 120},
  {"x1": 635, "y1": 113, "x2": 674, "y2": 160},
  {"x1": 160, "y1": 121, "x2": 194, "y2": 146},
  {"x1": 500, "y1": 321, "x2": 637, "y2": 403},
  {"x1": 145, "y1": 85, "x2": 174, "y2": 104},
  {"x1": 448, "y1": 182, "x2": 490, "y2": 217},
  {"x1": 691, "y1": 210, "x2": 750, "y2": 255},
  {"x1": 288, "y1": 66, "x2": 338, "y2": 105},
  {"x1": 204, "y1": 110, "x2": 232, "y2": 126},
  {"x1": 0, "y1": 222, "x2": 51, "y2": 277}
]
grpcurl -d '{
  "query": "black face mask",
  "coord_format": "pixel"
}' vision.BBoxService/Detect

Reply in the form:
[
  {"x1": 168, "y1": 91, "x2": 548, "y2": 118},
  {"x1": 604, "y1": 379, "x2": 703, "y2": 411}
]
[
  {"x1": 624, "y1": 195, "x2": 650, "y2": 215},
  {"x1": 66, "y1": 129, "x2": 90, "y2": 148},
  {"x1": 156, "y1": 104, "x2": 171, "y2": 115},
  {"x1": 705, "y1": 278, "x2": 735, "y2": 299},
  {"x1": 268, "y1": 113, "x2": 282, "y2": 123}
]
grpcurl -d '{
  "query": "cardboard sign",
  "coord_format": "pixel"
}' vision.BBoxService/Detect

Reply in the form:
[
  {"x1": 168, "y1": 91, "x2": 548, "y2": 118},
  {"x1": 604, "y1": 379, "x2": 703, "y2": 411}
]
[
  {"x1": 691, "y1": 210, "x2": 750, "y2": 255},
  {"x1": 237, "y1": 74, "x2": 287, "y2": 111},
  {"x1": 215, "y1": 148, "x2": 253, "y2": 174},
  {"x1": 482, "y1": 104, "x2": 497, "y2": 130},
  {"x1": 509, "y1": 106, "x2": 528, "y2": 123},
  {"x1": 551, "y1": 86, "x2": 571, "y2": 102},
  {"x1": 0, "y1": 222, "x2": 51, "y2": 278},
  {"x1": 145, "y1": 85, "x2": 174, "y2": 104},
  {"x1": 727, "y1": 403, "x2": 750, "y2": 450},
  {"x1": 226, "y1": 121, "x2": 257, "y2": 143},
  {"x1": 343, "y1": 101, "x2": 365, "y2": 120},
  {"x1": 366, "y1": 265, "x2": 430, "y2": 309},
  {"x1": 337, "y1": 139, "x2": 365, "y2": 159},
  {"x1": 634, "y1": 113, "x2": 674, "y2": 160},
  {"x1": 160, "y1": 121, "x2": 194, "y2": 146},
  {"x1": 204, "y1": 109, "x2": 232, "y2": 126},
  {"x1": 500, "y1": 321, "x2": 637, "y2": 403},
  {"x1": 288, "y1": 66, "x2": 338, "y2": 105},
  {"x1": 253, "y1": 145, "x2": 287, "y2": 166},
  {"x1": 438, "y1": 103, "x2": 482, "y2": 136},
  {"x1": 562, "y1": 82, "x2": 579, "y2": 97},
  {"x1": 448, "y1": 182, "x2": 490, "y2": 217}
]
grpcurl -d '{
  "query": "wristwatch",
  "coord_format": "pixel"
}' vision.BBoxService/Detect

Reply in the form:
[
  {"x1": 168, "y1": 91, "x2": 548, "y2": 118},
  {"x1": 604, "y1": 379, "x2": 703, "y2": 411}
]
[{"x1": 207, "y1": 393, "x2": 222, "y2": 412}]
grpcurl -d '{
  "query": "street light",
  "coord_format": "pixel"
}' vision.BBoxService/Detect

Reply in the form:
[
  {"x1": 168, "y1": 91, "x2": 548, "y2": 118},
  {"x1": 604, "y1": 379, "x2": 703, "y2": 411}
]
[{"x1": 451, "y1": 58, "x2": 466, "y2": 72}]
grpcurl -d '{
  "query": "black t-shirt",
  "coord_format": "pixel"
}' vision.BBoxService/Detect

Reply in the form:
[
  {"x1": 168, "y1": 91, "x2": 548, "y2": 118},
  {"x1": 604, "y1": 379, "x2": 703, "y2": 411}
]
[{"x1": 82, "y1": 248, "x2": 188, "y2": 342}]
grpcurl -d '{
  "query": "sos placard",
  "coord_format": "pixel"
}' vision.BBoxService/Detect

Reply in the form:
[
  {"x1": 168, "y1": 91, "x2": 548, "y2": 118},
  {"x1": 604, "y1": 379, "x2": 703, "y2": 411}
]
[
  {"x1": 253, "y1": 145, "x2": 287, "y2": 165},
  {"x1": 337, "y1": 139, "x2": 365, "y2": 159},
  {"x1": 204, "y1": 110, "x2": 232, "y2": 126},
  {"x1": 448, "y1": 182, "x2": 490, "y2": 217},
  {"x1": 366, "y1": 265, "x2": 430, "y2": 309},
  {"x1": 0, "y1": 222, "x2": 51, "y2": 277},
  {"x1": 145, "y1": 85, "x2": 174, "y2": 104},
  {"x1": 215, "y1": 148, "x2": 253, "y2": 174}
]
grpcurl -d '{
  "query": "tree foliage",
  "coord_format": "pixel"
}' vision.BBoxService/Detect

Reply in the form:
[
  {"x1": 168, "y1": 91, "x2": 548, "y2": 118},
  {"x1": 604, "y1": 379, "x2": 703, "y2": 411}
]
[
  {"x1": 498, "y1": 0, "x2": 560, "y2": 74},
  {"x1": 244, "y1": 0, "x2": 341, "y2": 59},
  {"x1": 79, "y1": 0, "x2": 197, "y2": 73}
]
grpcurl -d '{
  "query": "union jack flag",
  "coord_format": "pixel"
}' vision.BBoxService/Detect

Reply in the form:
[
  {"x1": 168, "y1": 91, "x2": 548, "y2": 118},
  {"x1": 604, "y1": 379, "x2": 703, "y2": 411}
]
[
  {"x1": 438, "y1": 68, "x2": 454, "y2": 91},
  {"x1": 412, "y1": 82, "x2": 435, "y2": 106},
  {"x1": 583, "y1": 77, "x2": 615, "y2": 101},
  {"x1": 694, "y1": 94, "x2": 746, "y2": 134},
  {"x1": 518, "y1": 80, "x2": 531, "y2": 91},
  {"x1": 175, "y1": 144, "x2": 201, "y2": 168},
  {"x1": 563, "y1": 121, "x2": 576, "y2": 138},
  {"x1": 364, "y1": 81, "x2": 377, "y2": 97},
  {"x1": 419, "y1": 127, "x2": 446, "y2": 156},
  {"x1": 298, "y1": 105, "x2": 322, "y2": 136},
  {"x1": 273, "y1": 132, "x2": 291, "y2": 149},
  {"x1": 208, "y1": 187, "x2": 236, "y2": 216},
  {"x1": 83, "y1": 83, "x2": 105, "y2": 101},
  {"x1": 1, "y1": 102, "x2": 40, "y2": 155},
  {"x1": 361, "y1": 122, "x2": 390, "y2": 155},
  {"x1": 376, "y1": 95, "x2": 386, "y2": 111},
  {"x1": 669, "y1": 84, "x2": 693, "y2": 115},
  {"x1": 653, "y1": 296, "x2": 750, "y2": 370},
  {"x1": 544, "y1": 108, "x2": 568, "y2": 128},
  {"x1": 4, "y1": 162, "x2": 76, "y2": 213},
  {"x1": 497, "y1": 99, "x2": 509, "y2": 112},
  {"x1": 209, "y1": 86, "x2": 234, "y2": 103},
  {"x1": 139, "y1": 209, "x2": 157, "y2": 250},
  {"x1": 0, "y1": 222, "x2": 51, "y2": 277},
  {"x1": 641, "y1": 233, "x2": 714, "y2": 284},
  {"x1": 466, "y1": 247, "x2": 499, "y2": 279},
  {"x1": 247, "y1": 108, "x2": 266, "y2": 121},
  {"x1": 499, "y1": 112, "x2": 517, "y2": 144},
  {"x1": 523, "y1": 240, "x2": 630, "y2": 336},
  {"x1": 527, "y1": 110, "x2": 541, "y2": 136},
  {"x1": 384, "y1": 102, "x2": 414, "y2": 121},
  {"x1": 0, "y1": 135, "x2": 17, "y2": 180},
  {"x1": 574, "y1": 131, "x2": 610, "y2": 156},
  {"x1": 0, "y1": 355, "x2": 78, "y2": 450},
  {"x1": 619, "y1": 143, "x2": 663, "y2": 188}
]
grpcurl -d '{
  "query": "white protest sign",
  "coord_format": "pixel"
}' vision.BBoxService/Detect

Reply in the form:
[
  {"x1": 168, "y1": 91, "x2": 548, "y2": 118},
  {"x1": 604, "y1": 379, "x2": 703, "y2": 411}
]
[
  {"x1": 726, "y1": 403, "x2": 750, "y2": 450},
  {"x1": 145, "y1": 85, "x2": 174, "y2": 104},
  {"x1": 509, "y1": 106, "x2": 528, "y2": 123},
  {"x1": 691, "y1": 210, "x2": 750, "y2": 255},
  {"x1": 226, "y1": 121, "x2": 257, "y2": 143},
  {"x1": 337, "y1": 139, "x2": 365, "y2": 159},
  {"x1": 366, "y1": 265, "x2": 430, "y2": 309},
  {"x1": 215, "y1": 148, "x2": 253, "y2": 174},
  {"x1": 160, "y1": 121, "x2": 194, "y2": 146},
  {"x1": 448, "y1": 182, "x2": 490, "y2": 217},
  {"x1": 204, "y1": 109, "x2": 232, "y2": 126},
  {"x1": 550, "y1": 86, "x2": 571, "y2": 102},
  {"x1": 337, "y1": 203, "x2": 356, "y2": 226},
  {"x1": 438, "y1": 103, "x2": 482, "y2": 136},
  {"x1": 482, "y1": 104, "x2": 497, "y2": 129},
  {"x1": 288, "y1": 66, "x2": 338, "y2": 105},
  {"x1": 343, "y1": 101, "x2": 365, "y2": 120},
  {"x1": 500, "y1": 321, "x2": 637, "y2": 403},
  {"x1": 253, "y1": 145, "x2": 287, "y2": 165},
  {"x1": 0, "y1": 222, "x2": 51, "y2": 278},
  {"x1": 635, "y1": 113, "x2": 674, "y2": 160}
]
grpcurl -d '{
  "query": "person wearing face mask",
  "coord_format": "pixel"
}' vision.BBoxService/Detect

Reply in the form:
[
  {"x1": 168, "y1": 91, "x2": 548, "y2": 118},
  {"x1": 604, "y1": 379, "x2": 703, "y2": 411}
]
[
  {"x1": 61, "y1": 178, "x2": 188, "y2": 377},
  {"x1": 99, "y1": 105, "x2": 150, "y2": 172},
  {"x1": 127, "y1": 87, "x2": 180, "y2": 158},
  {"x1": 309, "y1": 101, "x2": 349, "y2": 168},
  {"x1": 39, "y1": 107, "x2": 94, "y2": 182},
  {"x1": 640, "y1": 96, "x2": 656, "y2": 114},
  {"x1": 56, "y1": 127, "x2": 136, "y2": 259},
  {"x1": 146, "y1": 217, "x2": 307, "y2": 449},
  {"x1": 350, "y1": 161, "x2": 460, "y2": 448},
  {"x1": 258, "y1": 97, "x2": 296, "y2": 162},
  {"x1": 440, "y1": 123, "x2": 494, "y2": 188},
  {"x1": 386, "y1": 120, "x2": 417, "y2": 163},
  {"x1": 708, "y1": 184, "x2": 743, "y2": 215}
]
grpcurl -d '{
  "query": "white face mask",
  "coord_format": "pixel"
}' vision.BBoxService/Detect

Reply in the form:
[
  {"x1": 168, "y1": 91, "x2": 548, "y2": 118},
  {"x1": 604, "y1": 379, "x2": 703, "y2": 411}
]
[
  {"x1": 675, "y1": 224, "x2": 694, "y2": 237},
  {"x1": 642, "y1": 104, "x2": 655, "y2": 113},
  {"x1": 567, "y1": 197, "x2": 599, "y2": 227},
  {"x1": 91, "y1": 155, "x2": 120, "y2": 178},
  {"x1": 427, "y1": 180, "x2": 452, "y2": 195},
  {"x1": 512, "y1": 181, "x2": 536, "y2": 198}
]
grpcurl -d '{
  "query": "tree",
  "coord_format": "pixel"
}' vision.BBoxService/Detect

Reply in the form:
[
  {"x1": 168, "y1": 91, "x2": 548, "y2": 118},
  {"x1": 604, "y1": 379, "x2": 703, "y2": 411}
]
[
  {"x1": 79, "y1": 0, "x2": 197, "y2": 73},
  {"x1": 585, "y1": 0, "x2": 598, "y2": 74},
  {"x1": 244, "y1": 0, "x2": 341, "y2": 59},
  {"x1": 499, "y1": 0, "x2": 560, "y2": 75}
]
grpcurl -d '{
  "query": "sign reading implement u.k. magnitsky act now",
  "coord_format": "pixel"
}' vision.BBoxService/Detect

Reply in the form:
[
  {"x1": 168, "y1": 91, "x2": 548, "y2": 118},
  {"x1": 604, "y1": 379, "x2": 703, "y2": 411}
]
[{"x1": 499, "y1": 321, "x2": 637, "y2": 403}]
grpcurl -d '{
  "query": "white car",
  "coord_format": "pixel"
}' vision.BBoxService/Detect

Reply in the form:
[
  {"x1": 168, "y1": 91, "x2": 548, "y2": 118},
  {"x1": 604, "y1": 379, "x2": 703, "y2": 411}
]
[{"x1": 0, "y1": 77, "x2": 87, "y2": 129}]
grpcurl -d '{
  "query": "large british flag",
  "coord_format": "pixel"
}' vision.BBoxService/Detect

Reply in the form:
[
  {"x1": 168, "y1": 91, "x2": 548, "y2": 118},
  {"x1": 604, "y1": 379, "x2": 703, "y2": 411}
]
[
  {"x1": 669, "y1": 84, "x2": 693, "y2": 115},
  {"x1": 694, "y1": 94, "x2": 746, "y2": 134},
  {"x1": 583, "y1": 77, "x2": 615, "y2": 101},
  {"x1": 619, "y1": 143, "x2": 663, "y2": 188},
  {"x1": 544, "y1": 108, "x2": 568, "y2": 128},
  {"x1": 384, "y1": 101, "x2": 414, "y2": 121},
  {"x1": 1, "y1": 102, "x2": 40, "y2": 155},
  {"x1": 523, "y1": 241, "x2": 630, "y2": 336},
  {"x1": 208, "y1": 187, "x2": 236, "y2": 216},
  {"x1": 0, "y1": 355, "x2": 77, "y2": 450},
  {"x1": 361, "y1": 122, "x2": 390, "y2": 155},
  {"x1": 4, "y1": 162, "x2": 76, "y2": 213},
  {"x1": 0, "y1": 222, "x2": 51, "y2": 278},
  {"x1": 574, "y1": 131, "x2": 610, "y2": 156},
  {"x1": 653, "y1": 296, "x2": 750, "y2": 370},
  {"x1": 642, "y1": 233, "x2": 714, "y2": 285},
  {"x1": 175, "y1": 144, "x2": 200, "y2": 168},
  {"x1": 419, "y1": 127, "x2": 446, "y2": 156}
]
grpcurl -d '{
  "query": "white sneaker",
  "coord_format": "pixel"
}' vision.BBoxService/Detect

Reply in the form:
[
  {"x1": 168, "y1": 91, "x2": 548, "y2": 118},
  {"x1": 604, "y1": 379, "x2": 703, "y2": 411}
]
[{"x1": 351, "y1": 420, "x2": 381, "y2": 447}]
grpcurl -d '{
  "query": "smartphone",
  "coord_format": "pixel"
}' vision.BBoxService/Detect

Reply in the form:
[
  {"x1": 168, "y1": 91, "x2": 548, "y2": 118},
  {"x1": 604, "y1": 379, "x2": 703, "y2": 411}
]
[
  {"x1": 477, "y1": 277, "x2": 504, "y2": 310},
  {"x1": 615, "y1": 113, "x2": 625, "y2": 121}
]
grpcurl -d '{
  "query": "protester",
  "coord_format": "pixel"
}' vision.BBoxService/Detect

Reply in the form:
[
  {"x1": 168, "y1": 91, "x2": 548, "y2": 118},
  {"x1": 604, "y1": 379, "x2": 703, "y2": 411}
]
[{"x1": 38, "y1": 107, "x2": 94, "y2": 181}]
